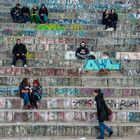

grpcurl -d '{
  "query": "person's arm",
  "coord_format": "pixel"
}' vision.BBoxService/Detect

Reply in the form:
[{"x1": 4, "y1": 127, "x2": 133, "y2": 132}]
[
  {"x1": 12, "y1": 45, "x2": 18, "y2": 55},
  {"x1": 45, "y1": 8, "x2": 48, "y2": 16},
  {"x1": 75, "y1": 48, "x2": 80, "y2": 57},
  {"x1": 39, "y1": 9, "x2": 42, "y2": 16},
  {"x1": 10, "y1": 8, "x2": 15, "y2": 16},
  {"x1": 96, "y1": 98, "x2": 102, "y2": 112},
  {"x1": 85, "y1": 48, "x2": 89, "y2": 54},
  {"x1": 27, "y1": 7, "x2": 31, "y2": 15},
  {"x1": 116, "y1": 13, "x2": 118, "y2": 21},
  {"x1": 22, "y1": 44, "x2": 27, "y2": 55}
]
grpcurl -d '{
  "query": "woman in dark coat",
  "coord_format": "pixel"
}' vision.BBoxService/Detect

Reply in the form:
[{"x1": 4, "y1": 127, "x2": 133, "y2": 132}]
[
  {"x1": 110, "y1": 9, "x2": 118, "y2": 31},
  {"x1": 93, "y1": 89, "x2": 113, "y2": 139},
  {"x1": 39, "y1": 4, "x2": 48, "y2": 23},
  {"x1": 102, "y1": 10, "x2": 112, "y2": 29}
]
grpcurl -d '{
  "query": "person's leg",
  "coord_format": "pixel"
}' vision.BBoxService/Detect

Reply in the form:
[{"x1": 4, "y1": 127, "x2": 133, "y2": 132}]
[
  {"x1": 12, "y1": 55, "x2": 18, "y2": 66},
  {"x1": 32, "y1": 95, "x2": 39, "y2": 109},
  {"x1": 35, "y1": 15, "x2": 42, "y2": 23},
  {"x1": 20, "y1": 55, "x2": 27, "y2": 66},
  {"x1": 113, "y1": 21, "x2": 117, "y2": 31},
  {"x1": 84, "y1": 54, "x2": 92, "y2": 59},
  {"x1": 31, "y1": 15, "x2": 35, "y2": 23},
  {"x1": 43, "y1": 14, "x2": 48, "y2": 23},
  {"x1": 99, "y1": 121, "x2": 104, "y2": 139},
  {"x1": 28, "y1": 94, "x2": 34, "y2": 108},
  {"x1": 76, "y1": 53, "x2": 88, "y2": 59},
  {"x1": 102, "y1": 122, "x2": 113, "y2": 136},
  {"x1": 21, "y1": 93, "x2": 29, "y2": 106}
]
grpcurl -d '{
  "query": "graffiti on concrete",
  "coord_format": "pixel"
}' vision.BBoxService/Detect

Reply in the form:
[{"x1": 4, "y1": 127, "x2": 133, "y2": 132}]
[{"x1": 83, "y1": 59, "x2": 120, "y2": 70}]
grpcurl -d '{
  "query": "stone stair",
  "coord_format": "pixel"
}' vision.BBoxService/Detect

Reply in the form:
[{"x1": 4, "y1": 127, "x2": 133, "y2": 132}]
[{"x1": 0, "y1": 0, "x2": 139, "y2": 138}]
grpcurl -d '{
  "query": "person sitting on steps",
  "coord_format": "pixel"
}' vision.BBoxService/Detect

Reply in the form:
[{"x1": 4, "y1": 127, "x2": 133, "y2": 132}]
[
  {"x1": 29, "y1": 80, "x2": 43, "y2": 109},
  {"x1": 31, "y1": 4, "x2": 42, "y2": 23},
  {"x1": 19, "y1": 78, "x2": 31, "y2": 109},
  {"x1": 75, "y1": 41, "x2": 96, "y2": 60},
  {"x1": 11, "y1": 39, "x2": 27, "y2": 67},
  {"x1": 39, "y1": 4, "x2": 48, "y2": 23},
  {"x1": 10, "y1": 3, "x2": 22, "y2": 23}
]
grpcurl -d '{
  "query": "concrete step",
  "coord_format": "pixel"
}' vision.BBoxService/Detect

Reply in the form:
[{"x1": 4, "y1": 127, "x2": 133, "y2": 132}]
[
  {"x1": 0, "y1": 76, "x2": 139, "y2": 87},
  {"x1": 0, "y1": 86, "x2": 140, "y2": 98},
  {"x1": 0, "y1": 24, "x2": 139, "y2": 34},
  {"x1": 0, "y1": 122, "x2": 139, "y2": 137},
  {"x1": 0, "y1": 109, "x2": 139, "y2": 124},
  {"x1": 0, "y1": 97, "x2": 139, "y2": 110},
  {"x1": 1, "y1": 136, "x2": 140, "y2": 140},
  {"x1": 0, "y1": 23, "x2": 139, "y2": 31},
  {"x1": 0, "y1": 37, "x2": 139, "y2": 50}
]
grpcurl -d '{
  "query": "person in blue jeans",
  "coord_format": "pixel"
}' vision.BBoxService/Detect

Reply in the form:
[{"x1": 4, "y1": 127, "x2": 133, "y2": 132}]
[
  {"x1": 19, "y1": 78, "x2": 31, "y2": 109},
  {"x1": 93, "y1": 89, "x2": 113, "y2": 139}
]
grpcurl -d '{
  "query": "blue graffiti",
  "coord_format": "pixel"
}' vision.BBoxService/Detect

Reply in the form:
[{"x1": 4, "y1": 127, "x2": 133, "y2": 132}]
[
  {"x1": 128, "y1": 112, "x2": 140, "y2": 122},
  {"x1": 83, "y1": 59, "x2": 120, "y2": 70},
  {"x1": 55, "y1": 88, "x2": 80, "y2": 95}
]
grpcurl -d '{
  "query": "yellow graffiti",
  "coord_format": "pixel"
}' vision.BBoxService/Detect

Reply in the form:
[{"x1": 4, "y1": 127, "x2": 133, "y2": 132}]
[
  {"x1": 70, "y1": 24, "x2": 84, "y2": 30},
  {"x1": 37, "y1": 24, "x2": 65, "y2": 30},
  {"x1": 26, "y1": 52, "x2": 35, "y2": 59}
]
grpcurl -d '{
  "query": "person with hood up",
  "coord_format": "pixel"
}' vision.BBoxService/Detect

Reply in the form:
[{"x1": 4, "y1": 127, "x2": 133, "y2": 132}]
[
  {"x1": 75, "y1": 41, "x2": 95, "y2": 59},
  {"x1": 93, "y1": 89, "x2": 113, "y2": 139}
]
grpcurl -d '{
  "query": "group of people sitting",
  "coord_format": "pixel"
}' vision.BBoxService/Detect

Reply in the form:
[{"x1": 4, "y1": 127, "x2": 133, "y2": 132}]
[
  {"x1": 10, "y1": 3, "x2": 48, "y2": 23},
  {"x1": 102, "y1": 9, "x2": 118, "y2": 31},
  {"x1": 19, "y1": 78, "x2": 43, "y2": 109}
]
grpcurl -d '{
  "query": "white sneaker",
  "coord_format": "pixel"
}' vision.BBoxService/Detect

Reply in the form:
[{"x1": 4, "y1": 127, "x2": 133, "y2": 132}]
[
  {"x1": 24, "y1": 64, "x2": 27, "y2": 67},
  {"x1": 11, "y1": 65, "x2": 15, "y2": 67}
]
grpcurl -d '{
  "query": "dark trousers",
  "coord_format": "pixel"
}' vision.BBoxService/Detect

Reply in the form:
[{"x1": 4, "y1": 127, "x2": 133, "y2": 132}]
[
  {"x1": 105, "y1": 20, "x2": 112, "y2": 29},
  {"x1": 22, "y1": 13, "x2": 30, "y2": 23},
  {"x1": 11, "y1": 14, "x2": 22, "y2": 23},
  {"x1": 29, "y1": 94, "x2": 40, "y2": 109},
  {"x1": 12, "y1": 55, "x2": 27, "y2": 66},
  {"x1": 112, "y1": 21, "x2": 117, "y2": 30}
]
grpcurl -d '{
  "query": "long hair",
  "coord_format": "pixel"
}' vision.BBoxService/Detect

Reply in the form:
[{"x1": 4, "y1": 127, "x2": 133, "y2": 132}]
[{"x1": 21, "y1": 78, "x2": 29, "y2": 86}]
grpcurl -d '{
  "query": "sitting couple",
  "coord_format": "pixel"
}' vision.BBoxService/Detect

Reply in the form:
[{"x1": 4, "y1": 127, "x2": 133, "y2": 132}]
[{"x1": 19, "y1": 78, "x2": 43, "y2": 109}]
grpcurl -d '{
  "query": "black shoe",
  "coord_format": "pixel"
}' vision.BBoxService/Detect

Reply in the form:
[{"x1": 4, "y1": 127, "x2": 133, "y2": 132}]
[
  {"x1": 109, "y1": 131, "x2": 113, "y2": 137},
  {"x1": 96, "y1": 136, "x2": 104, "y2": 139}
]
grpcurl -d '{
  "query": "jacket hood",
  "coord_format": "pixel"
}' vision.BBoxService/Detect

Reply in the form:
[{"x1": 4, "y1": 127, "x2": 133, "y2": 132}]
[{"x1": 80, "y1": 41, "x2": 86, "y2": 47}]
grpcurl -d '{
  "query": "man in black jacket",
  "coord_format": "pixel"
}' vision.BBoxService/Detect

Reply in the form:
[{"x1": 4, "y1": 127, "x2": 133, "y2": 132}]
[
  {"x1": 11, "y1": 39, "x2": 27, "y2": 67},
  {"x1": 10, "y1": 3, "x2": 22, "y2": 23},
  {"x1": 21, "y1": 6, "x2": 31, "y2": 23},
  {"x1": 75, "y1": 41, "x2": 95, "y2": 59}
]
